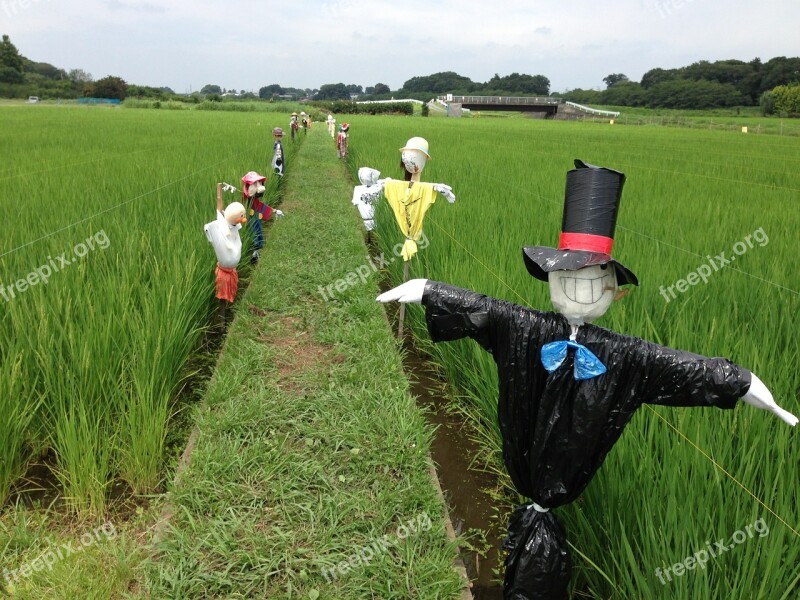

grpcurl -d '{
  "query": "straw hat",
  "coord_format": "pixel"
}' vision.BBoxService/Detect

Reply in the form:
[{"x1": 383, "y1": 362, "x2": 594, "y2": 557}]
[{"x1": 399, "y1": 137, "x2": 430, "y2": 159}]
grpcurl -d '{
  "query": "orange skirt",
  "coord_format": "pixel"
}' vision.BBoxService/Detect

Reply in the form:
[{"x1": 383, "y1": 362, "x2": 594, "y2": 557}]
[{"x1": 215, "y1": 264, "x2": 239, "y2": 303}]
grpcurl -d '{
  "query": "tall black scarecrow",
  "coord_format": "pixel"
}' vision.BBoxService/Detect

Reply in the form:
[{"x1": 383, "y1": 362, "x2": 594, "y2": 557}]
[{"x1": 378, "y1": 160, "x2": 797, "y2": 599}]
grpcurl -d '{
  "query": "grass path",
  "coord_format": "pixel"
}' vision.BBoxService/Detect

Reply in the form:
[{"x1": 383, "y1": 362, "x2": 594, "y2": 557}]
[{"x1": 144, "y1": 127, "x2": 468, "y2": 598}]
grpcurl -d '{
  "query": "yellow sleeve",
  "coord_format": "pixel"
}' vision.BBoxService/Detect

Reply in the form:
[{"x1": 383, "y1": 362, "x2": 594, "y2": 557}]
[{"x1": 422, "y1": 183, "x2": 438, "y2": 208}]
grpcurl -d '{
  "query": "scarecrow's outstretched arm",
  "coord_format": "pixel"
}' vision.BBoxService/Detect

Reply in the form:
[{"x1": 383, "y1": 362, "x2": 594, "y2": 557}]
[
  {"x1": 377, "y1": 278, "x2": 427, "y2": 304},
  {"x1": 742, "y1": 374, "x2": 798, "y2": 426},
  {"x1": 432, "y1": 183, "x2": 456, "y2": 204},
  {"x1": 359, "y1": 178, "x2": 387, "y2": 200}
]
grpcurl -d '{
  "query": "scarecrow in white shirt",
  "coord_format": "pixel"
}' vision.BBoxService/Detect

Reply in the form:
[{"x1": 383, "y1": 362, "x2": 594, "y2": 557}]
[
  {"x1": 327, "y1": 113, "x2": 336, "y2": 138},
  {"x1": 351, "y1": 167, "x2": 383, "y2": 235},
  {"x1": 204, "y1": 184, "x2": 247, "y2": 306},
  {"x1": 378, "y1": 160, "x2": 797, "y2": 600}
]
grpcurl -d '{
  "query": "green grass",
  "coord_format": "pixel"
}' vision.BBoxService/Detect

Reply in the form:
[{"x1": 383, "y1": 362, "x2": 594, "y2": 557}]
[
  {"x1": 347, "y1": 114, "x2": 800, "y2": 598},
  {"x1": 1, "y1": 113, "x2": 464, "y2": 599},
  {"x1": 580, "y1": 105, "x2": 800, "y2": 136},
  {"x1": 142, "y1": 127, "x2": 466, "y2": 598}
]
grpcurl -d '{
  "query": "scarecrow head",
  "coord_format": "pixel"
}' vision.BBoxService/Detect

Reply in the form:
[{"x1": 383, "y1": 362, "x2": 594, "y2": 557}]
[
  {"x1": 272, "y1": 127, "x2": 284, "y2": 140},
  {"x1": 523, "y1": 160, "x2": 639, "y2": 326},
  {"x1": 223, "y1": 201, "x2": 247, "y2": 226},
  {"x1": 241, "y1": 171, "x2": 267, "y2": 200},
  {"x1": 399, "y1": 137, "x2": 430, "y2": 176},
  {"x1": 358, "y1": 167, "x2": 381, "y2": 186}
]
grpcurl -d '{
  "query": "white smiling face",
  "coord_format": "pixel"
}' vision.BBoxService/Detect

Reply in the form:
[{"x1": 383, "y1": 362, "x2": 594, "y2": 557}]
[{"x1": 548, "y1": 264, "x2": 618, "y2": 325}]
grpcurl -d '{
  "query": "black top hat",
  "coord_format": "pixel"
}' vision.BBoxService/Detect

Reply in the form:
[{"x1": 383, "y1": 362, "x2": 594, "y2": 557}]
[{"x1": 523, "y1": 160, "x2": 638, "y2": 286}]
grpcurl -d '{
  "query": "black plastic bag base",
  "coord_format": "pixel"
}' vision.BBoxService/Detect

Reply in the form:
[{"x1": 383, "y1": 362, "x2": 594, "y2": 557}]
[{"x1": 503, "y1": 504, "x2": 571, "y2": 600}]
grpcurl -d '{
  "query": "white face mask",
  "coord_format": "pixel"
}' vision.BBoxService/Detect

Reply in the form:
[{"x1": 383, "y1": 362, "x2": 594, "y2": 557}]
[
  {"x1": 247, "y1": 182, "x2": 265, "y2": 198},
  {"x1": 548, "y1": 264, "x2": 617, "y2": 326},
  {"x1": 401, "y1": 149, "x2": 427, "y2": 175}
]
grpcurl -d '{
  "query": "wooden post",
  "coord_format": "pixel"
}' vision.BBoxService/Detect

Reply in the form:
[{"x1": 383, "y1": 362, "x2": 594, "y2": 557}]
[
  {"x1": 216, "y1": 183, "x2": 226, "y2": 331},
  {"x1": 397, "y1": 260, "x2": 410, "y2": 337}
]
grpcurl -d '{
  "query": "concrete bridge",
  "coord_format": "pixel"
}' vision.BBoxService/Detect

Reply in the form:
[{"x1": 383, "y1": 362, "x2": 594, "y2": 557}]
[
  {"x1": 438, "y1": 95, "x2": 561, "y2": 115},
  {"x1": 435, "y1": 96, "x2": 620, "y2": 119}
]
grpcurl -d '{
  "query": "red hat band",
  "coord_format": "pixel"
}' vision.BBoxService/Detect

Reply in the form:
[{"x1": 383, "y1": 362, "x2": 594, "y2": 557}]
[{"x1": 558, "y1": 232, "x2": 614, "y2": 256}]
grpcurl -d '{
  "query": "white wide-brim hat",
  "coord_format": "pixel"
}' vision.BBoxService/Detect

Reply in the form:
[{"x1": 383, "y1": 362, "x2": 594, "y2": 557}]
[{"x1": 399, "y1": 137, "x2": 431, "y2": 159}]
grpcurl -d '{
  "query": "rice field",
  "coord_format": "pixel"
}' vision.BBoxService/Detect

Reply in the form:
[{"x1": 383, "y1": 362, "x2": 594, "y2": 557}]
[
  {"x1": 2, "y1": 105, "x2": 799, "y2": 597},
  {"x1": 348, "y1": 116, "x2": 800, "y2": 598},
  {"x1": 0, "y1": 105, "x2": 289, "y2": 516}
]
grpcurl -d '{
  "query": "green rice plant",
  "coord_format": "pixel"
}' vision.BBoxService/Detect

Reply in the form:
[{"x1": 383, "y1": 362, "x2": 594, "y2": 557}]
[
  {"x1": 0, "y1": 349, "x2": 41, "y2": 507},
  {"x1": 0, "y1": 106, "x2": 297, "y2": 515}
]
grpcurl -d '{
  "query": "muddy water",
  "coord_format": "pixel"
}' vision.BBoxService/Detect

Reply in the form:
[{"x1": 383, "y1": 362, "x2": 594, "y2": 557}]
[{"x1": 402, "y1": 347, "x2": 505, "y2": 599}]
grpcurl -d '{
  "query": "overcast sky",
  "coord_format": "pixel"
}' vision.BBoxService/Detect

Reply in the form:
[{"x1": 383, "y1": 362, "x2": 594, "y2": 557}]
[{"x1": 2, "y1": 0, "x2": 798, "y2": 93}]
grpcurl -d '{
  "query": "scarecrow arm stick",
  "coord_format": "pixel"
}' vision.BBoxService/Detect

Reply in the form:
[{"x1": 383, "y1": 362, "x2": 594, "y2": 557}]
[
  {"x1": 216, "y1": 183, "x2": 223, "y2": 214},
  {"x1": 356, "y1": 178, "x2": 387, "y2": 202},
  {"x1": 397, "y1": 261, "x2": 411, "y2": 337},
  {"x1": 742, "y1": 374, "x2": 798, "y2": 426}
]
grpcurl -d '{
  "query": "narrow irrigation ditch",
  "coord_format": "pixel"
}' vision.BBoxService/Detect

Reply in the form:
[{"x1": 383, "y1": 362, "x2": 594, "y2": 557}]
[{"x1": 368, "y1": 219, "x2": 506, "y2": 600}]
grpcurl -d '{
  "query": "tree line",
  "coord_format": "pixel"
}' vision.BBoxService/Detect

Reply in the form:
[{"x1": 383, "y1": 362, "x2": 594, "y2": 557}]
[
  {"x1": 567, "y1": 57, "x2": 800, "y2": 111},
  {"x1": 2, "y1": 32, "x2": 798, "y2": 113}
]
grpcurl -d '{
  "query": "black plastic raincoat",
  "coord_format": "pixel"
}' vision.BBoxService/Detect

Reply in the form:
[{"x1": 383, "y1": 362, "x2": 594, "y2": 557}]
[{"x1": 421, "y1": 282, "x2": 751, "y2": 599}]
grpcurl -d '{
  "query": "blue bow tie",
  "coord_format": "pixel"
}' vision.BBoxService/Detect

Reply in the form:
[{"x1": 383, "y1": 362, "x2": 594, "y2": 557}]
[{"x1": 541, "y1": 340, "x2": 606, "y2": 380}]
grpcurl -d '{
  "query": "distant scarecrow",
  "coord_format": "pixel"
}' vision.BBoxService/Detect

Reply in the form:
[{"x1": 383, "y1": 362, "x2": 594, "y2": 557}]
[
  {"x1": 272, "y1": 127, "x2": 285, "y2": 177},
  {"x1": 336, "y1": 122, "x2": 349, "y2": 159}
]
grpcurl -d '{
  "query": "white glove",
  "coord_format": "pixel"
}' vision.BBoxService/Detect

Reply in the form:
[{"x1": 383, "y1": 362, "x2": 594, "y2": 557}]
[
  {"x1": 742, "y1": 374, "x2": 798, "y2": 426},
  {"x1": 433, "y1": 183, "x2": 456, "y2": 204},
  {"x1": 376, "y1": 279, "x2": 428, "y2": 304},
  {"x1": 274, "y1": 210, "x2": 284, "y2": 218}
]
